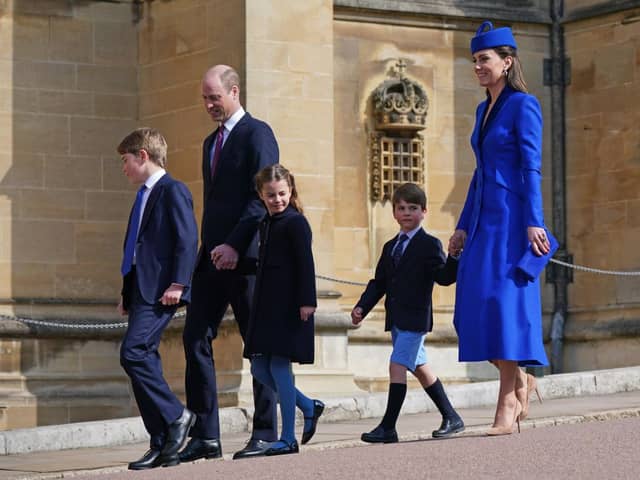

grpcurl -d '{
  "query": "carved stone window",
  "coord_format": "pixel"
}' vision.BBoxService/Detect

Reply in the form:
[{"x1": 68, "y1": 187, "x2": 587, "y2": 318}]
[{"x1": 370, "y1": 60, "x2": 428, "y2": 203}]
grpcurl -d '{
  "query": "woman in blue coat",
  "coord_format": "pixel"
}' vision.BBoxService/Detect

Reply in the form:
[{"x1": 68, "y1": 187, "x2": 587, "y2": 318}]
[{"x1": 449, "y1": 21, "x2": 550, "y2": 435}]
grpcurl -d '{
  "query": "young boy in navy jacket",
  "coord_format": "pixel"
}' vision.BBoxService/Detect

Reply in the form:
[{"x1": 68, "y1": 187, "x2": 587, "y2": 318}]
[
  {"x1": 351, "y1": 183, "x2": 464, "y2": 443},
  {"x1": 117, "y1": 128, "x2": 198, "y2": 469}
]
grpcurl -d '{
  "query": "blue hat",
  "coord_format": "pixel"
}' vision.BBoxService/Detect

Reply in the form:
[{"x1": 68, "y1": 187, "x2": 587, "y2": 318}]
[{"x1": 470, "y1": 21, "x2": 517, "y2": 54}]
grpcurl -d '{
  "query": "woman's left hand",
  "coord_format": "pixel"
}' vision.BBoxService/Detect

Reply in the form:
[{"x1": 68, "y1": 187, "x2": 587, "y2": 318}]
[
  {"x1": 528, "y1": 226, "x2": 551, "y2": 256},
  {"x1": 300, "y1": 306, "x2": 316, "y2": 322}
]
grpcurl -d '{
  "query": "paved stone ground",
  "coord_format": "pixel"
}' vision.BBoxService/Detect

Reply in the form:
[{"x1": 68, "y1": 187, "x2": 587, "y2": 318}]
[
  {"x1": 1, "y1": 390, "x2": 639, "y2": 479},
  {"x1": 69, "y1": 418, "x2": 640, "y2": 480}
]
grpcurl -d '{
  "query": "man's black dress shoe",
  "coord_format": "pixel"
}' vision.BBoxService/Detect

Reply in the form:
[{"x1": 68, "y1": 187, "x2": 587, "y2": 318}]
[
  {"x1": 301, "y1": 399, "x2": 325, "y2": 445},
  {"x1": 432, "y1": 416, "x2": 465, "y2": 438},
  {"x1": 361, "y1": 425, "x2": 398, "y2": 444},
  {"x1": 232, "y1": 438, "x2": 272, "y2": 460},
  {"x1": 178, "y1": 437, "x2": 222, "y2": 463},
  {"x1": 159, "y1": 408, "x2": 195, "y2": 465},
  {"x1": 128, "y1": 448, "x2": 163, "y2": 470},
  {"x1": 264, "y1": 440, "x2": 299, "y2": 456}
]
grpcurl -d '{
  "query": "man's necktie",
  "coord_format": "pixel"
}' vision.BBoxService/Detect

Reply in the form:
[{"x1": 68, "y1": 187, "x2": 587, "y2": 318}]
[
  {"x1": 391, "y1": 233, "x2": 409, "y2": 267},
  {"x1": 121, "y1": 185, "x2": 146, "y2": 276},
  {"x1": 210, "y1": 126, "x2": 224, "y2": 179}
]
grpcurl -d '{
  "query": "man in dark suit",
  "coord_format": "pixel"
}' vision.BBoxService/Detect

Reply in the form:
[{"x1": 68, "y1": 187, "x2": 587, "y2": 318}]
[
  {"x1": 179, "y1": 65, "x2": 279, "y2": 462},
  {"x1": 351, "y1": 183, "x2": 464, "y2": 444},
  {"x1": 117, "y1": 128, "x2": 199, "y2": 470}
]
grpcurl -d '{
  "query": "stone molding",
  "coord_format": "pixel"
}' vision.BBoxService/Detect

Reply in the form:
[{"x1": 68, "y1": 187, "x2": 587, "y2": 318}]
[
  {"x1": 563, "y1": 0, "x2": 640, "y2": 23},
  {"x1": 334, "y1": 0, "x2": 551, "y2": 25}
]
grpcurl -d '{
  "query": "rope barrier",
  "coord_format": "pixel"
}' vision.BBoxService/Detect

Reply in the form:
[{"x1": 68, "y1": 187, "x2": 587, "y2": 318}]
[
  {"x1": 548, "y1": 258, "x2": 640, "y2": 276},
  {"x1": 0, "y1": 310, "x2": 186, "y2": 330},
  {"x1": 315, "y1": 274, "x2": 367, "y2": 286},
  {"x1": 2, "y1": 259, "x2": 638, "y2": 331}
]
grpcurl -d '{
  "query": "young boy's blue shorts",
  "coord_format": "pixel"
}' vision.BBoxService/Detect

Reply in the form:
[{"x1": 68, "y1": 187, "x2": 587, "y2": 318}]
[{"x1": 390, "y1": 326, "x2": 427, "y2": 372}]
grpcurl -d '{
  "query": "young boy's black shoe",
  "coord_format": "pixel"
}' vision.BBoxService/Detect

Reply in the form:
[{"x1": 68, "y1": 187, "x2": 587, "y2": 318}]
[
  {"x1": 432, "y1": 416, "x2": 465, "y2": 438},
  {"x1": 361, "y1": 425, "x2": 399, "y2": 443}
]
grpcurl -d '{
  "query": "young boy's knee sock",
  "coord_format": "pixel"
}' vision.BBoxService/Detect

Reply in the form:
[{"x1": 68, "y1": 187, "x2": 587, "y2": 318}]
[
  {"x1": 270, "y1": 356, "x2": 297, "y2": 444},
  {"x1": 380, "y1": 383, "x2": 407, "y2": 430},
  {"x1": 425, "y1": 378, "x2": 458, "y2": 419}
]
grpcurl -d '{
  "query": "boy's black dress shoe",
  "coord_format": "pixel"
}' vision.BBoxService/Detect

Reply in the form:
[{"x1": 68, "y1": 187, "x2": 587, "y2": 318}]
[
  {"x1": 178, "y1": 437, "x2": 222, "y2": 462},
  {"x1": 432, "y1": 416, "x2": 465, "y2": 438},
  {"x1": 361, "y1": 425, "x2": 398, "y2": 443},
  {"x1": 301, "y1": 399, "x2": 325, "y2": 445},
  {"x1": 158, "y1": 408, "x2": 195, "y2": 465},
  {"x1": 128, "y1": 448, "x2": 163, "y2": 470},
  {"x1": 264, "y1": 441, "x2": 299, "y2": 456},
  {"x1": 232, "y1": 438, "x2": 272, "y2": 460}
]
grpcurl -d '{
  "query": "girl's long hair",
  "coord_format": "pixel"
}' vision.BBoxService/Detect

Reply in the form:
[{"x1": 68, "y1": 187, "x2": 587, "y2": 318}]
[{"x1": 255, "y1": 164, "x2": 303, "y2": 214}]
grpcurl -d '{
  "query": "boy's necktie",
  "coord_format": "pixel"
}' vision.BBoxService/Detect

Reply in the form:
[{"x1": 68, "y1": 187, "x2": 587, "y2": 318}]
[
  {"x1": 210, "y1": 126, "x2": 224, "y2": 179},
  {"x1": 121, "y1": 185, "x2": 146, "y2": 276},
  {"x1": 391, "y1": 233, "x2": 409, "y2": 267}
]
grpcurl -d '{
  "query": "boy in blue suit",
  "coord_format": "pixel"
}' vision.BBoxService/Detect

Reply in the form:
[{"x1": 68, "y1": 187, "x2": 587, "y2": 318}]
[
  {"x1": 351, "y1": 183, "x2": 463, "y2": 443},
  {"x1": 117, "y1": 128, "x2": 198, "y2": 470}
]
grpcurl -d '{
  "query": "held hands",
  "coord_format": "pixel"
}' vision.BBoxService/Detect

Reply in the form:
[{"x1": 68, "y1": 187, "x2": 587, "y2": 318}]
[
  {"x1": 300, "y1": 306, "x2": 316, "y2": 322},
  {"x1": 117, "y1": 297, "x2": 127, "y2": 316},
  {"x1": 351, "y1": 306, "x2": 364, "y2": 325},
  {"x1": 528, "y1": 226, "x2": 551, "y2": 256},
  {"x1": 211, "y1": 244, "x2": 239, "y2": 270},
  {"x1": 448, "y1": 229, "x2": 467, "y2": 256},
  {"x1": 160, "y1": 284, "x2": 184, "y2": 306}
]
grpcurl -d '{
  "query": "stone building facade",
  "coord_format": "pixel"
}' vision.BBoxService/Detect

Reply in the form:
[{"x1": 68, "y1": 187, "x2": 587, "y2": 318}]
[{"x1": 0, "y1": 0, "x2": 638, "y2": 429}]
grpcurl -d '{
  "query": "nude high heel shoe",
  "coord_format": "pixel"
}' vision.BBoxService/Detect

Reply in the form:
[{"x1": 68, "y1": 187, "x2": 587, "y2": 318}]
[
  {"x1": 517, "y1": 372, "x2": 544, "y2": 421},
  {"x1": 515, "y1": 369, "x2": 529, "y2": 420},
  {"x1": 487, "y1": 400, "x2": 522, "y2": 436},
  {"x1": 527, "y1": 373, "x2": 543, "y2": 404}
]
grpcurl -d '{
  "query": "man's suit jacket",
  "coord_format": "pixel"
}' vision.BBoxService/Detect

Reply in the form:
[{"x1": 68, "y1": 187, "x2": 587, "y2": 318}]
[
  {"x1": 122, "y1": 174, "x2": 198, "y2": 306},
  {"x1": 199, "y1": 112, "x2": 279, "y2": 262},
  {"x1": 356, "y1": 228, "x2": 458, "y2": 333}
]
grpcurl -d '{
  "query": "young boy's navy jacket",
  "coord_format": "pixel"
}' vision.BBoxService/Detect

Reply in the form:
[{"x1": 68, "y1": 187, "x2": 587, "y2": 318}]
[
  {"x1": 121, "y1": 174, "x2": 198, "y2": 306},
  {"x1": 356, "y1": 228, "x2": 457, "y2": 333}
]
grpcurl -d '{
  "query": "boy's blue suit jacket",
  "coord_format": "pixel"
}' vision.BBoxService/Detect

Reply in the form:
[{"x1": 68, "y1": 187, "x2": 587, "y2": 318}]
[
  {"x1": 121, "y1": 173, "x2": 198, "y2": 305},
  {"x1": 356, "y1": 228, "x2": 458, "y2": 333}
]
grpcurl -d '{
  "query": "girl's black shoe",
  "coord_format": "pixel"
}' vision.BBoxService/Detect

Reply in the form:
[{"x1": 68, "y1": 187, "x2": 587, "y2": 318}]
[{"x1": 264, "y1": 440, "x2": 300, "y2": 456}]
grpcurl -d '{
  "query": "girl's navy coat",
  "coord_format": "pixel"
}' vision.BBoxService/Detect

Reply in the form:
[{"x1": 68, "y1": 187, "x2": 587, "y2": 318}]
[{"x1": 244, "y1": 205, "x2": 317, "y2": 364}]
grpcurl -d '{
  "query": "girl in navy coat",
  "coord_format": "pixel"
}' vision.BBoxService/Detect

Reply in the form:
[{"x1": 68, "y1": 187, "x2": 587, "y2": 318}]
[
  {"x1": 243, "y1": 164, "x2": 324, "y2": 455},
  {"x1": 449, "y1": 21, "x2": 550, "y2": 436}
]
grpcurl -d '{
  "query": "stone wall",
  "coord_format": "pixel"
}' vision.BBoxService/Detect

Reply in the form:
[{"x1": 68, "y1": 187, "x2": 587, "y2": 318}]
[
  {"x1": 563, "y1": 8, "x2": 640, "y2": 370},
  {"x1": 0, "y1": 0, "x2": 137, "y2": 305}
]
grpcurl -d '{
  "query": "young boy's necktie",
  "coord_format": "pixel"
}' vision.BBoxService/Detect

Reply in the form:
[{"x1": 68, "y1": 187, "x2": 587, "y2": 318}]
[
  {"x1": 121, "y1": 185, "x2": 147, "y2": 276},
  {"x1": 391, "y1": 233, "x2": 408, "y2": 267}
]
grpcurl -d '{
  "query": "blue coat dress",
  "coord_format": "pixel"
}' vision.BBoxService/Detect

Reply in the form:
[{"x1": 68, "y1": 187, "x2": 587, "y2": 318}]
[{"x1": 453, "y1": 86, "x2": 549, "y2": 366}]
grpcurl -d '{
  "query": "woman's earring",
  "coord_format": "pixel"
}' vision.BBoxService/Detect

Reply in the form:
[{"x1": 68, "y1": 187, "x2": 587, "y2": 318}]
[{"x1": 503, "y1": 69, "x2": 509, "y2": 77}]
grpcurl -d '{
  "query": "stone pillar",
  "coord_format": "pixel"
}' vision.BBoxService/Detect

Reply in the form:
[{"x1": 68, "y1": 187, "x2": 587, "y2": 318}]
[
  {"x1": 245, "y1": 0, "x2": 335, "y2": 276},
  {"x1": 242, "y1": 0, "x2": 357, "y2": 396}
]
